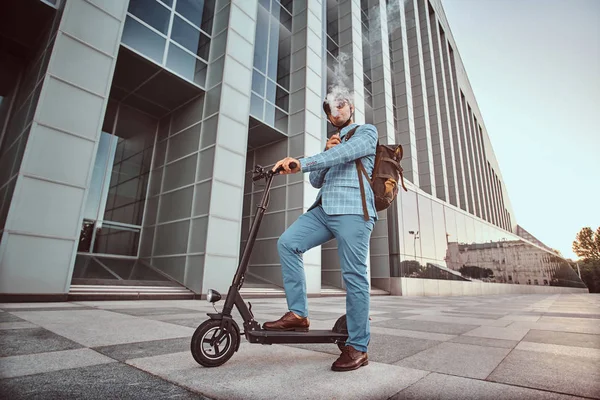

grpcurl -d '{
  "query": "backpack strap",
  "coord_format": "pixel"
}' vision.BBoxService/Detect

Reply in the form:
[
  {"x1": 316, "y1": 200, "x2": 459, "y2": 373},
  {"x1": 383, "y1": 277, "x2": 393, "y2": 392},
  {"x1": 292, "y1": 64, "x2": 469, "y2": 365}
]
[
  {"x1": 355, "y1": 160, "x2": 370, "y2": 221},
  {"x1": 344, "y1": 125, "x2": 371, "y2": 221}
]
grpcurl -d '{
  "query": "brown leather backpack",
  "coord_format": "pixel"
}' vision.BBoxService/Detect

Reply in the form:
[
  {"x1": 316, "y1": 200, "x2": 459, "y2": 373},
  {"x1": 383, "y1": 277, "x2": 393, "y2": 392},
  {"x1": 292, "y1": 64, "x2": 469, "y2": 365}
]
[{"x1": 345, "y1": 126, "x2": 408, "y2": 220}]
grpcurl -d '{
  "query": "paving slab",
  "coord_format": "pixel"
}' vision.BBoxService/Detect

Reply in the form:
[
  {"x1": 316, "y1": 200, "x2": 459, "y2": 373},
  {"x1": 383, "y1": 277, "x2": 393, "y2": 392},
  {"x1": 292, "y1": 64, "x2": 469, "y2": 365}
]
[
  {"x1": 11, "y1": 310, "x2": 194, "y2": 347},
  {"x1": 369, "y1": 326, "x2": 456, "y2": 342},
  {"x1": 0, "y1": 313, "x2": 26, "y2": 323},
  {"x1": 390, "y1": 372, "x2": 584, "y2": 400},
  {"x1": 0, "y1": 348, "x2": 115, "y2": 379},
  {"x1": 107, "y1": 307, "x2": 203, "y2": 317},
  {"x1": 0, "y1": 362, "x2": 207, "y2": 400},
  {"x1": 284, "y1": 332, "x2": 442, "y2": 364},
  {"x1": 0, "y1": 322, "x2": 38, "y2": 330},
  {"x1": 522, "y1": 329, "x2": 600, "y2": 349},
  {"x1": 516, "y1": 341, "x2": 600, "y2": 360},
  {"x1": 371, "y1": 318, "x2": 479, "y2": 335},
  {"x1": 127, "y1": 344, "x2": 428, "y2": 400},
  {"x1": 488, "y1": 349, "x2": 600, "y2": 399},
  {"x1": 0, "y1": 327, "x2": 83, "y2": 357},
  {"x1": 449, "y1": 335, "x2": 518, "y2": 349},
  {"x1": 394, "y1": 342, "x2": 511, "y2": 379},
  {"x1": 463, "y1": 325, "x2": 530, "y2": 341},
  {"x1": 93, "y1": 337, "x2": 191, "y2": 362}
]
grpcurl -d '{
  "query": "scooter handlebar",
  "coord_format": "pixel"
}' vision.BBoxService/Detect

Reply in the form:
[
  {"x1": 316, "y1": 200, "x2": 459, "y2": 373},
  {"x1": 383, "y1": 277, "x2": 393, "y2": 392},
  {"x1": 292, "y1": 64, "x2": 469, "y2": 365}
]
[
  {"x1": 252, "y1": 162, "x2": 298, "y2": 181},
  {"x1": 272, "y1": 161, "x2": 297, "y2": 175}
]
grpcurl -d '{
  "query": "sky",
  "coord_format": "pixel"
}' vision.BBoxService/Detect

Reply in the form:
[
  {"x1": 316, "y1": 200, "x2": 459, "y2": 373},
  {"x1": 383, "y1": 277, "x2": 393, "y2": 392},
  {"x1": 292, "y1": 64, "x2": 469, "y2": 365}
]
[{"x1": 439, "y1": 0, "x2": 600, "y2": 260}]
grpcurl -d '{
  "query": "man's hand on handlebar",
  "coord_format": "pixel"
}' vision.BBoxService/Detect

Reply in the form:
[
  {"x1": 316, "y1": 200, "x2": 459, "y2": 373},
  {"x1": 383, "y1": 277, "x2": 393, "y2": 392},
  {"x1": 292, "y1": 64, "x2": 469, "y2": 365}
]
[{"x1": 272, "y1": 157, "x2": 301, "y2": 175}]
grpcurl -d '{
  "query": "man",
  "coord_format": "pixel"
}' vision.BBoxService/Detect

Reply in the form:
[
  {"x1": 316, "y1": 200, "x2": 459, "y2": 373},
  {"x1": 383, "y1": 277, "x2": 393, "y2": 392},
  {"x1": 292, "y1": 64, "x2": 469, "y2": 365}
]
[{"x1": 263, "y1": 96, "x2": 378, "y2": 372}]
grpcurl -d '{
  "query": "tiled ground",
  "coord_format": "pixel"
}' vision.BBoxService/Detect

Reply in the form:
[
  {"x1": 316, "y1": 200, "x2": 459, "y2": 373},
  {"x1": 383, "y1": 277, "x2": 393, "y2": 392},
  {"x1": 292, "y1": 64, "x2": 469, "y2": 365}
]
[{"x1": 0, "y1": 294, "x2": 599, "y2": 399}]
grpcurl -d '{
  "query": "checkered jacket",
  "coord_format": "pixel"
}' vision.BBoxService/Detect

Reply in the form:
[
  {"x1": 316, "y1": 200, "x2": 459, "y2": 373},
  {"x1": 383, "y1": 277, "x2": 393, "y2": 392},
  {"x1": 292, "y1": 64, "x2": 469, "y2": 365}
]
[{"x1": 299, "y1": 123, "x2": 378, "y2": 220}]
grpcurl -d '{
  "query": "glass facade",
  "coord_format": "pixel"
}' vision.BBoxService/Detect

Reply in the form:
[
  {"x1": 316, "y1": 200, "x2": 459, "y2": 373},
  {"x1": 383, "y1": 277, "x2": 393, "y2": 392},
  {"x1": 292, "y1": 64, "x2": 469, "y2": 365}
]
[
  {"x1": 121, "y1": 0, "x2": 216, "y2": 87},
  {"x1": 250, "y1": 0, "x2": 293, "y2": 133},
  {"x1": 394, "y1": 185, "x2": 585, "y2": 288}
]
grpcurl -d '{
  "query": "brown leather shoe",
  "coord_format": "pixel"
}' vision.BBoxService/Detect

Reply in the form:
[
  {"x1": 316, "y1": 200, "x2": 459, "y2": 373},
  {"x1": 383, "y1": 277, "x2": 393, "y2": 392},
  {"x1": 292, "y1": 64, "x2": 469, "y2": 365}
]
[
  {"x1": 262, "y1": 311, "x2": 309, "y2": 332},
  {"x1": 331, "y1": 345, "x2": 368, "y2": 372}
]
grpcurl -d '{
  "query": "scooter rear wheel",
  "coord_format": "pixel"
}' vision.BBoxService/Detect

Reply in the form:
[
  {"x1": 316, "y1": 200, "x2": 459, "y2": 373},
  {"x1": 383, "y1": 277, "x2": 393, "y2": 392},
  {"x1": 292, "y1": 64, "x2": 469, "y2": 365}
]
[
  {"x1": 191, "y1": 319, "x2": 239, "y2": 367},
  {"x1": 332, "y1": 315, "x2": 348, "y2": 351}
]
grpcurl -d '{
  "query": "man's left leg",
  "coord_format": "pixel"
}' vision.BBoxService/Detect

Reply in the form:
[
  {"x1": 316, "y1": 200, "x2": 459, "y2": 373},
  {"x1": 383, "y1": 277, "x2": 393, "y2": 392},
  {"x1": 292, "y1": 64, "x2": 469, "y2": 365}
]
[{"x1": 329, "y1": 214, "x2": 374, "y2": 371}]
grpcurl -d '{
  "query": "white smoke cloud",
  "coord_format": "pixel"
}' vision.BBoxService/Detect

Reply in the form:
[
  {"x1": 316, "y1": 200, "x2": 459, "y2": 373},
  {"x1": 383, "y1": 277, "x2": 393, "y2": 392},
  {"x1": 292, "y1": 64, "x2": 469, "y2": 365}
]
[
  {"x1": 325, "y1": 52, "x2": 352, "y2": 118},
  {"x1": 324, "y1": 1, "x2": 410, "y2": 117}
]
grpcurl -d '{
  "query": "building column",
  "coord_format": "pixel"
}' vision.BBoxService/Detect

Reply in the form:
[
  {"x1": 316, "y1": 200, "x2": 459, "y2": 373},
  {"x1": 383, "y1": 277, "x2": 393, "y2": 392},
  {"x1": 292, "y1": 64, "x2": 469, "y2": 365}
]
[
  {"x1": 200, "y1": 0, "x2": 258, "y2": 294},
  {"x1": 465, "y1": 105, "x2": 483, "y2": 219},
  {"x1": 430, "y1": 14, "x2": 459, "y2": 208},
  {"x1": 286, "y1": 0, "x2": 326, "y2": 294},
  {"x1": 389, "y1": 0, "x2": 419, "y2": 186},
  {"x1": 418, "y1": 0, "x2": 448, "y2": 202},
  {"x1": 405, "y1": 0, "x2": 436, "y2": 196},
  {"x1": 365, "y1": 0, "x2": 397, "y2": 284},
  {"x1": 0, "y1": 0, "x2": 129, "y2": 297},
  {"x1": 442, "y1": 40, "x2": 467, "y2": 211}
]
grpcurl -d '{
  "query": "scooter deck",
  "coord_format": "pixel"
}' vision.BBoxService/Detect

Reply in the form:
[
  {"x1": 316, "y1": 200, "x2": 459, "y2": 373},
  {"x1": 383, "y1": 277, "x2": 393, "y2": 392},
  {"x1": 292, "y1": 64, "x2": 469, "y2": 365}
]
[{"x1": 246, "y1": 329, "x2": 347, "y2": 345}]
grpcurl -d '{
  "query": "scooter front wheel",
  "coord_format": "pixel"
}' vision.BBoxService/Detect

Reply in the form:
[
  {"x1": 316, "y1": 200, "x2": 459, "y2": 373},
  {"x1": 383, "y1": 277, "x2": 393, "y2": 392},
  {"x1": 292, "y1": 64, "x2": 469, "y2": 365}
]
[{"x1": 191, "y1": 319, "x2": 239, "y2": 367}]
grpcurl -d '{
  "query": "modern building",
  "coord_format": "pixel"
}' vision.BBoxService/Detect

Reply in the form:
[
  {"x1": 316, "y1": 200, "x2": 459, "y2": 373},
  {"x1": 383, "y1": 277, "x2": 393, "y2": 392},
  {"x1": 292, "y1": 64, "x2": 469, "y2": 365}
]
[{"x1": 0, "y1": 0, "x2": 587, "y2": 301}]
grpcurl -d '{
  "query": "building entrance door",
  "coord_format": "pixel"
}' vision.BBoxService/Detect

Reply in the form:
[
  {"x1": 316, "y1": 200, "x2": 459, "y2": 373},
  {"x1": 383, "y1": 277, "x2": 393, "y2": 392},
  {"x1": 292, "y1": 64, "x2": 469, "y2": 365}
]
[{"x1": 72, "y1": 126, "x2": 176, "y2": 287}]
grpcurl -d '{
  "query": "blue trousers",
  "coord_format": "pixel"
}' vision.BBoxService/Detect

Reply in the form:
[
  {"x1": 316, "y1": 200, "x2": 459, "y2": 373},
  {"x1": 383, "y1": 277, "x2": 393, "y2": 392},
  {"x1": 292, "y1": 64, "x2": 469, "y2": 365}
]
[{"x1": 277, "y1": 205, "x2": 375, "y2": 352}]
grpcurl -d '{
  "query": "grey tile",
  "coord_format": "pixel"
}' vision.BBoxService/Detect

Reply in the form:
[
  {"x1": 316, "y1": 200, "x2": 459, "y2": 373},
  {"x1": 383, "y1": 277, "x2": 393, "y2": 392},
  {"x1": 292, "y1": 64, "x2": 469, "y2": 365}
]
[
  {"x1": 93, "y1": 337, "x2": 191, "y2": 362},
  {"x1": 372, "y1": 318, "x2": 479, "y2": 335},
  {"x1": 0, "y1": 313, "x2": 26, "y2": 323},
  {"x1": 284, "y1": 334, "x2": 442, "y2": 364},
  {"x1": 376, "y1": 312, "x2": 420, "y2": 319},
  {"x1": 441, "y1": 311, "x2": 503, "y2": 320},
  {"x1": 0, "y1": 348, "x2": 115, "y2": 379},
  {"x1": 516, "y1": 341, "x2": 600, "y2": 360},
  {"x1": 0, "y1": 327, "x2": 83, "y2": 357},
  {"x1": 391, "y1": 372, "x2": 584, "y2": 400},
  {"x1": 160, "y1": 317, "x2": 203, "y2": 328},
  {"x1": 463, "y1": 326, "x2": 530, "y2": 341},
  {"x1": 488, "y1": 349, "x2": 600, "y2": 399},
  {"x1": 0, "y1": 362, "x2": 208, "y2": 399},
  {"x1": 449, "y1": 335, "x2": 518, "y2": 349},
  {"x1": 306, "y1": 310, "x2": 349, "y2": 320},
  {"x1": 523, "y1": 329, "x2": 600, "y2": 350},
  {"x1": 0, "y1": 307, "x2": 95, "y2": 312},
  {"x1": 0, "y1": 321, "x2": 38, "y2": 330},
  {"x1": 107, "y1": 307, "x2": 202, "y2": 317},
  {"x1": 394, "y1": 342, "x2": 510, "y2": 379},
  {"x1": 11, "y1": 310, "x2": 194, "y2": 347},
  {"x1": 128, "y1": 345, "x2": 428, "y2": 400}
]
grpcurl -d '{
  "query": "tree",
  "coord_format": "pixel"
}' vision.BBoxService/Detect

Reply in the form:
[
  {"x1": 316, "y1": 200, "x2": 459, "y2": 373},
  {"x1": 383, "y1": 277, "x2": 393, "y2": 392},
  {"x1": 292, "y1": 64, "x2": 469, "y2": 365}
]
[{"x1": 572, "y1": 227, "x2": 600, "y2": 261}]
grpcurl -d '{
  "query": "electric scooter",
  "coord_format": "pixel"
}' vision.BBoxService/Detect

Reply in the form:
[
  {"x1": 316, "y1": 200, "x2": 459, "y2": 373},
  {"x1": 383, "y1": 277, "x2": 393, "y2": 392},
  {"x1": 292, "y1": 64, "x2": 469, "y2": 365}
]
[{"x1": 190, "y1": 162, "x2": 348, "y2": 367}]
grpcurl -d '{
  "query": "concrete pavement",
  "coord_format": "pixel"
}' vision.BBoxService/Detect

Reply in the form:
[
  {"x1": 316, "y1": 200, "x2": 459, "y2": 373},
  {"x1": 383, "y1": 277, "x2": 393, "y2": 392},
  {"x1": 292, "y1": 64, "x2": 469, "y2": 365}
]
[{"x1": 1, "y1": 293, "x2": 599, "y2": 399}]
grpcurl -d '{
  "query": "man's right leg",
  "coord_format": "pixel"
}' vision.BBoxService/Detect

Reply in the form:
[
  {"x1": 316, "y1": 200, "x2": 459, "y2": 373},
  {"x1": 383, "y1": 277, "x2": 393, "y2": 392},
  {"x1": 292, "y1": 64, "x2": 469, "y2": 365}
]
[{"x1": 277, "y1": 205, "x2": 332, "y2": 317}]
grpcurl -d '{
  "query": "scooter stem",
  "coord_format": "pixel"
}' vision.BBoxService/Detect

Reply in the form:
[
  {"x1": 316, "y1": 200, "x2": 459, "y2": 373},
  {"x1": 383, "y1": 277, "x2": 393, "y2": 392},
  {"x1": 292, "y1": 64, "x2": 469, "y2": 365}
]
[{"x1": 232, "y1": 173, "x2": 275, "y2": 288}]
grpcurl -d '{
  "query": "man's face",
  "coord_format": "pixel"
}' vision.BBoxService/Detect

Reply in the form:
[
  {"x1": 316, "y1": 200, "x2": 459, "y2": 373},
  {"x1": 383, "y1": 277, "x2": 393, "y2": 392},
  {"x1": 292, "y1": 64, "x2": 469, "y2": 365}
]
[{"x1": 327, "y1": 99, "x2": 354, "y2": 126}]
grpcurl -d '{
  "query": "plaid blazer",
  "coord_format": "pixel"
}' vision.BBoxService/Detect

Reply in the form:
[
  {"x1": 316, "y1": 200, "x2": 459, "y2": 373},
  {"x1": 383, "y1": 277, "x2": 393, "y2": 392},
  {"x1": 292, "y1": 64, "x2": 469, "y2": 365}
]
[{"x1": 299, "y1": 123, "x2": 378, "y2": 220}]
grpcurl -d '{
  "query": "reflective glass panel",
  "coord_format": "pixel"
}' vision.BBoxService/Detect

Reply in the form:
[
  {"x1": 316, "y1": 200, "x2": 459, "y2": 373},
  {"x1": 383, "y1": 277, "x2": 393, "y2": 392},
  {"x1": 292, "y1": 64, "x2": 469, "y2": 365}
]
[
  {"x1": 128, "y1": 0, "x2": 171, "y2": 35},
  {"x1": 171, "y1": 16, "x2": 211, "y2": 61},
  {"x1": 252, "y1": 69, "x2": 266, "y2": 96},
  {"x1": 250, "y1": 93, "x2": 264, "y2": 119},
  {"x1": 417, "y1": 195, "x2": 436, "y2": 260},
  {"x1": 93, "y1": 222, "x2": 141, "y2": 256},
  {"x1": 267, "y1": 2, "x2": 280, "y2": 81},
  {"x1": 400, "y1": 189, "x2": 419, "y2": 260},
  {"x1": 253, "y1": 5, "x2": 269, "y2": 73},
  {"x1": 176, "y1": 0, "x2": 216, "y2": 33},
  {"x1": 432, "y1": 201, "x2": 447, "y2": 261},
  {"x1": 166, "y1": 43, "x2": 208, "y2": 87},
  {"x1": 275, "y1": 85, "x2": 289, "y2": 112},
  {"x1": 122, "y1": 16, "x2": 167, "y2": 63}
]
